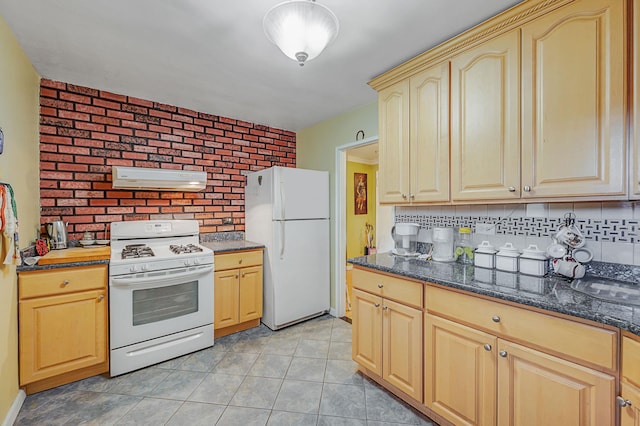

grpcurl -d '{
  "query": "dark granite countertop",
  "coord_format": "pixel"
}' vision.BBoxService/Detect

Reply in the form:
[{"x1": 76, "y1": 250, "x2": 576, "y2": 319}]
[
  {"x1": 17, "y1": 259, "x2": 110, "y2": 273},
  {"x1": 349, "y1": 253, "x2": 640, "y2": 337},
  {"x1": 202, "y1": 240, "x2": 264, "y2": 254}
]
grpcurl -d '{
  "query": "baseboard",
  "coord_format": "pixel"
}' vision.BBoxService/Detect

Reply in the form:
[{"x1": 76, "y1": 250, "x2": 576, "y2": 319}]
[{"x1": 2, "y1": 389, "x2": 25, "y2": 426}]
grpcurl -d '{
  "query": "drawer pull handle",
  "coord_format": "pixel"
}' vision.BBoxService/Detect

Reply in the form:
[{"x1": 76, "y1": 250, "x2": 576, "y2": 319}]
[
  {"x1": 499, "y1": 350, "x2": 507, "y2": 358},
  {"x1": 377, "y1": 283, "x2": 383, "y2": 288},
  {"x1": 382, "y1": 306, "x2": 388, "y2": 311},
  {"x1": 484, "y1": 344, "x2": 492, "y2": 351},
  {"x1": 616, "y1": 396, "x2": 633, "y2": 407},
  {"x1": 97, "y1": 295, "x2": 104, "y2": 301},
  {"x1": 238, "y1": 259, "x2": 243, "y2": 264},
  {"x1": 492, "y1": 315, "x2": 500, "y2": 323},
  {"x1": 374, "y1": 303, "x2": 380, "y2": 308},
  {"x1": 61, "y1": 280, "x2": 70, "y2": 286}
]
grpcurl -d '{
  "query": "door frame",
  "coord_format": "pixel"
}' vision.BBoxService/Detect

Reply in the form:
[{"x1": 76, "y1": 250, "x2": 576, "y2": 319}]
[{"x1": 334, "y1": 135, "x2": 378, "y2": 318}]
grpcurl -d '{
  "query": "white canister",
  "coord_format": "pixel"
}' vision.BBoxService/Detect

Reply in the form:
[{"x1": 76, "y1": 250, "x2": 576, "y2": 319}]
[
  {"x1": 495, "y1": 243, "x2": 520, "y2": 273},
  {"x1": 474, "y1": 241, "x2": 497, "y2": 269},
  {"x1": 519, "y1": 244, "x2": 549, "y2": 277}
]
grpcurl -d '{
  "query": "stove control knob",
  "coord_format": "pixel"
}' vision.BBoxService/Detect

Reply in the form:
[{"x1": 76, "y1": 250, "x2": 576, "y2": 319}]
[
  {"x1": 130, "y1": 265, "x2": 139, "y2": 273},
  {"x1": 184, "y1": 260, "x2": 192, "y2": 266},
  {"x1": 193, "y1": 258, "x2": 200, "y2": 265},
  {"x1": 141, "y1": 264, "x2": 148, "y2": 271}
]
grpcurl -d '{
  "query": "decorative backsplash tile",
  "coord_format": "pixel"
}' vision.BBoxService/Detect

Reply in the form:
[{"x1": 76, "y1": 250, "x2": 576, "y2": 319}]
[{"x1": 395, "y1": 202, "x2": 640, "y2": 266}]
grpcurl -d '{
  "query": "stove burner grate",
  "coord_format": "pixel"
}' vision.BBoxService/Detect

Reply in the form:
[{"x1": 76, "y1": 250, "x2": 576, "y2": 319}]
[
  {"x1": 122, "y1": 244, "x2": 155, "y2": 259},
  {"x1": 169, "y1": 244, "x2": 204, "y2": 254}
]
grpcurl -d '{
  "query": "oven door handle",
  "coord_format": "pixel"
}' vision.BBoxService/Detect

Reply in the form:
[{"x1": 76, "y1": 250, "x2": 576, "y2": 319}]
[{"x1": 110, "y1": 265, "x2": 214, "y2": 287}]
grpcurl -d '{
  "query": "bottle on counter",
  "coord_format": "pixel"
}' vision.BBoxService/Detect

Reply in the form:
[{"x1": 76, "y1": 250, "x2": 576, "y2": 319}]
[{"x1": 454, "y1": 227, "x2": 474, "y2": 264}]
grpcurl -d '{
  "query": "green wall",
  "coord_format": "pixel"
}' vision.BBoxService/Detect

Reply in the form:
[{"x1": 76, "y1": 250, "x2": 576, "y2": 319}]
[
  {"x1": 346, "y1": 162, "x2": 377, "y2": 259},
  {"x1": 296, "y1": 101, "x2": 378, "y2": 309},
  {"x1": 0, "y1": 15, "x2": 41, "y2": 422}
]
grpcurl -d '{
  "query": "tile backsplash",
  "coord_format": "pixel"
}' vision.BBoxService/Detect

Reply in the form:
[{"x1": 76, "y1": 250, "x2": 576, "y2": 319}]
[{"x1": 396, "y1": 202, "x2": 640, "y2": 266}]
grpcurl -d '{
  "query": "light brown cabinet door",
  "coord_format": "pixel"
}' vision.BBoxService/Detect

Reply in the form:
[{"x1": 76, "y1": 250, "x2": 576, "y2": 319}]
[
  {"x1": 352, "y1": 288, "x2": 383, "y2": 375},
  {"x1": 424, "y1": 314, "x2": 497, "y2": 426},
  {"x1": 410, "y1": 62, "x2": 450, "y2": 203},
  {"x1": 633, "y1": 0, "x2": 640, "y2": 198},
  {"x1": 214, "y1": 269, "x2": 240, "y2": 329},
  {"x1": 521, "y1": 0, "x2": 625, "y2": 198},
  {"x1": 497, "y1": 340, "x2": 615, "y2": 426},
  {"x1": 378, "y1": 80, "x2": 410, "y2": 204},
  {"x1": 620, "y1": 383, "x2": 640, "y2": 426},
  {"x1": 451, "y1": 30, "x2": 520, "y2": 201},
  {"x1": 19, "y1": 289, "x2": 107, "y2": 385},
  {"x1": 238, "y1": 265, "x2": 263, "y2": 323},
  {"x1": 382, "y1": 298, "x2": 422, "y2": 401}
]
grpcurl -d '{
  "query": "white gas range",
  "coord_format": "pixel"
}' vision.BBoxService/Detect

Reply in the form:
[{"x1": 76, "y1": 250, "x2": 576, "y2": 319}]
[{"x1": 109, "y1": 220, "x2": 214, "y2": 376}]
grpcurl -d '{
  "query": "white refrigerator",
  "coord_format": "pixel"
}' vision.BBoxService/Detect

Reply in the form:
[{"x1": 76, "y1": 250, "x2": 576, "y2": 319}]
[{"x1": 245, "y1": 166, "x2": 330, "y2": 330}]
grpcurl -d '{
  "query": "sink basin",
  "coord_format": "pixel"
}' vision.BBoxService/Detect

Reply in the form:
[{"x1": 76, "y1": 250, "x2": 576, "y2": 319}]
[{"x1": 571, "y1": 277, "x2": 640, "y2": 306}]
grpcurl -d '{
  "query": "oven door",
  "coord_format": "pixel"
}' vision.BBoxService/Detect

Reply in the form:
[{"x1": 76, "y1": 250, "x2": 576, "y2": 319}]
[{"x1": 109, "y1": 264, "x2": 214, "y2": 349}]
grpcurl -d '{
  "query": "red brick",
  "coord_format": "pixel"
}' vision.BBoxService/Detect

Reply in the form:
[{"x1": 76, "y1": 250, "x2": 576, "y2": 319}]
[
  {"x1": 100, "y1": 91, "x2": 127, "y2": 102},
  {"x1": 40, "y1": 125, "x2": 58, "y2": 135},
  {"x1": 60, "y1": 181, "x2": 92, "y2": 189},
  {"x1": 122, "y1": 120, "x2": 148, "y2": 130},
  {"x1": 60, "y1": 92, "x2": 91, "y2": 104},
  {"x1": 92, "y1": 116, "x2": 120, "y2": 126},
  {"x1": 150, "y1": 109, "x2": 172, "y2": 119},
  {"x1": 107, "y1": 126, "x2": 133, "y2": 136},
  {"x1": 41, "y1": 135, "x2": 73, "y2": 145},
  {"x1": 75, "y1": 156, "x2": 105, "y2": 165},
  {"x1": 91, "y1": 132, "x2": 120, "y2": 142},
  {"x1": 128, "y1": 97, "x2": 154, "y2": 107},
  {"x1": 76, "y1": 122, "x2": 105, "y2": 132},
  {"x1": 41, "y1": 79, "x2": 67, "y2": 90},
  {"x1": 94, "y1": 98, "x2": 121, "y2": 110},
  {"x1": 107, "y1": 110, "x2": 134, "y2": 120}
]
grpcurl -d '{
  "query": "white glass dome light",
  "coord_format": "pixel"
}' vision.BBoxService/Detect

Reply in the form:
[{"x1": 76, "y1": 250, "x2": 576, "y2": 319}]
[{"x1": 263, "y1": 0, "x2": 339, "y2": 66}]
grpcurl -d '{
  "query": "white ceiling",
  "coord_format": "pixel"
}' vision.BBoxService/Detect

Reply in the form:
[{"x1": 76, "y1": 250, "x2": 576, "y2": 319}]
[{"x1": 0, "y1": 0, "x2": 521, "y2": 131}]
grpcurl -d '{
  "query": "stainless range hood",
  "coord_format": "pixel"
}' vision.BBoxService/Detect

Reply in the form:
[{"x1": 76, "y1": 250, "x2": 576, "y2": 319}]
[{"x1": 112, "y1": 166, "x2": 207, "y2": 192}]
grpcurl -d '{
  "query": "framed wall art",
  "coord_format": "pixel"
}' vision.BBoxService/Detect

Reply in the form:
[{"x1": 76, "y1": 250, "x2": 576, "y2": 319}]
[{"x1": 354, "y1": 172, "x2": 367, "y2": 215}]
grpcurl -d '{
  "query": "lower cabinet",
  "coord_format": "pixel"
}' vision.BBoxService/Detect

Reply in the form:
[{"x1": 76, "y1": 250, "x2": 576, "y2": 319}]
[
  {"x1": 620, "y1": 335, "x2": 640, "y2": 425},
  {"x1": 352, "y1": 269, "x2": 423, "y2": 401},
  {"x1": 214, "y1": 249, "x2": 263, "y2": 337},
  {"x1": 19, "y1": 265, "x2": 109, "y2": 394},
  {"x1": 425, "y1": 286, "x2": 616, "y2": 426}
]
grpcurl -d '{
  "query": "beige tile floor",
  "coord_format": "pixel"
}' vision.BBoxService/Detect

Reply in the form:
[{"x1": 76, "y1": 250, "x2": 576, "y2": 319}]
[{"x1": 14, "y1": 315, "x2": 434, "y2": 426}]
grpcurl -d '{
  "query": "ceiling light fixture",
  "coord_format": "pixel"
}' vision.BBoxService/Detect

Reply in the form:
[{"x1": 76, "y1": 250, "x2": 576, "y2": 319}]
[{"x1": 263, "y1": 0, "x2": 339, "y2": 67}]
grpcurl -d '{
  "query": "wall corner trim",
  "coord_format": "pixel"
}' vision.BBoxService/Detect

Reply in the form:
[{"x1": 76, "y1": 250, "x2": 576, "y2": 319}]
[{"x1": 2, "y1": 389, "x2": 25, "y2": 426}]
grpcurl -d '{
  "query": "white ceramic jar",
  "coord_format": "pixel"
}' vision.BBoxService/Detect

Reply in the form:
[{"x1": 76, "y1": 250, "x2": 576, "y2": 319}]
[
  {"x1": 519, "y1": 244, "x2": 548, "y2": 276},
  {"x1": 495, "y1": 243, "x2": 520, "y2": 272},
  {"x1": 474, "y1": 241, "x2": 497, "y2": 269}
]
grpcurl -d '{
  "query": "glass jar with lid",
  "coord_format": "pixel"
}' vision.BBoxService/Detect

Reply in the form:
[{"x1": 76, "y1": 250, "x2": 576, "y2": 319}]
[{"x1": 454, "y1": 227, "x2": 474, "y2": 264}]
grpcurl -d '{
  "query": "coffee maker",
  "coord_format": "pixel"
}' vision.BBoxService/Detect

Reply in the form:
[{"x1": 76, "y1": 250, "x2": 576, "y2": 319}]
[
  {"x1": 46, "y1": 220, "x2": 69, "y2": 250},
  {"x1": 391, "y1": 223, "x2": 420, "y2": 256},
  {"x1": 431, "y1": 227, "x2": 455, "y2": 262}
]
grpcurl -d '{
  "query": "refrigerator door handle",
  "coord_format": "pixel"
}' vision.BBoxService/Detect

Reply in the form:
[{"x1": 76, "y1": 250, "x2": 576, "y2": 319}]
[
  {"x1": 279, "y1": 221, "x2": 285, "y2": 259},
  {"x1": 280, "y1": 180, "x2": 286, "y2": 220}
]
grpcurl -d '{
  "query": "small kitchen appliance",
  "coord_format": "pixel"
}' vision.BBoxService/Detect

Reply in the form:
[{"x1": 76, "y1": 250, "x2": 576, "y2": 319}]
[
  {"x1": 109, "y1": 220, "x2": 214, "y2": 376},
  {"x1": 431, "y1": 227, "x2": 455, "y2": 262},
  {"x1": 391, "y1": 222, "x2": 420, "y2": 256},
  {"x1": 45, "y1": 220, "x2": 68, "y2": 250}
]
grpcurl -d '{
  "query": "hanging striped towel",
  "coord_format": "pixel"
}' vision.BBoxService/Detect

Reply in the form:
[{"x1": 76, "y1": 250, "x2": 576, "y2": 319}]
[{"x1": 0, "y1": 183, "x2": 20, "y2": 265}]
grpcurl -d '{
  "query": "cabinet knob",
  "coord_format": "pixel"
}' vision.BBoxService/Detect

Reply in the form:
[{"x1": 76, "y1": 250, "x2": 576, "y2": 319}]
[
  {"x1": 61, "y1": 280, "x2": 70, "y2": 286},
  {"x1": 97, "y1": 295, "x2": 104, "y2": 301},
  {"x1": 238, "y1": 259, "x2": 243, "y2": 264},
  {"x1": 499, "y1": 350, "x2": 507, "y2": 358},
  {"x1": 235, "y1": 274, "x2": 239, "y2": 279},
  {"x1": 377, "y1": 283, "x2": 383, "y2": 288},
  {"x1": 374, "y1": 303, "x2": 380, "y2": 308},
  {"x1": 401, "y1": 193, "x2": 407, "y2": 199},
  {"x1": 492, "y1": 315, "x2": 501, "y2": 323},
  {"x1": 409, "y1": 194, "x2": 415, "y2": 199},
  {"x1": 523, "y1": 185, "x2": 531, "y2": 192},
  {"x1": 508, "y1": 186, "x2": 516, "y2": 192},
  {"x1": 382, "y1": 306, "x2": 388, "y2": 311},
  {"x1": 241, "y1": 272, "x2": 246, "y2": 277},
  {"x1": 616, "y1": 396, "x2": 633, "y2": 407},
  {"x1": 484, "y1": 344, "x2": 492, "y2": 351}
]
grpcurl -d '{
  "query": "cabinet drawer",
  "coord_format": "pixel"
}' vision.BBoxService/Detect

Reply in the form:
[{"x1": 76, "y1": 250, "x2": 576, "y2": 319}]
[
  {"x1": 19, "y1": 265, "x2": 107, "y2": 299},
  {"x1": 426, "y1": 285, "x2": 617, "y2": 370},
  {"x1": 215, "y1": 249, "x2": 263, "y2": 271},
  {"x1": 352, "y1": 268, "x2": 423, "y2": 309},
  {"x1": 622, "y1": 336, "x2": 640, "y2": 388}
]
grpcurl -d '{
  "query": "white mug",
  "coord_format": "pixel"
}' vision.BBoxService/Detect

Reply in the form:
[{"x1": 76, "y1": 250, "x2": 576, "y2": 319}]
[{"x1": 552, "y1": 258, "x2": 586, "y2": 279}]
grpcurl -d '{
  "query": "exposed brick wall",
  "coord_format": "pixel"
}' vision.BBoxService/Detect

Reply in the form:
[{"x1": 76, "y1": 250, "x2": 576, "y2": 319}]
[{"x1": 39, "y1": 79, "x2": 296, "y2": 239}]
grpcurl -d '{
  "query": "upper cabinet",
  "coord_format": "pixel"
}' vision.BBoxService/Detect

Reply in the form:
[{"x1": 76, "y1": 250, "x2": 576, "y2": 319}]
[
  {"x1": 451, "y1": 31, "x2": 520, "y2": 201},
  {"x1": 521, "y1": 0, "x2": 626, "y2": 198},
  {"x1": 378, "y1": 63, "x2": 450, "y2": 204},
  {"x1": 633, "y1": 1, "x2": 640, "y2": 199},
  {"x1": 371, "y1": 0, "x2": 629, "y2": 205}
]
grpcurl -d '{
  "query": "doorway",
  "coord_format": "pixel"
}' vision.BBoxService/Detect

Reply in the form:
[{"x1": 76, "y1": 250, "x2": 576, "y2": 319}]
[{"x1": 334, "y1": 136, "x2": 394, "y2": 319}]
